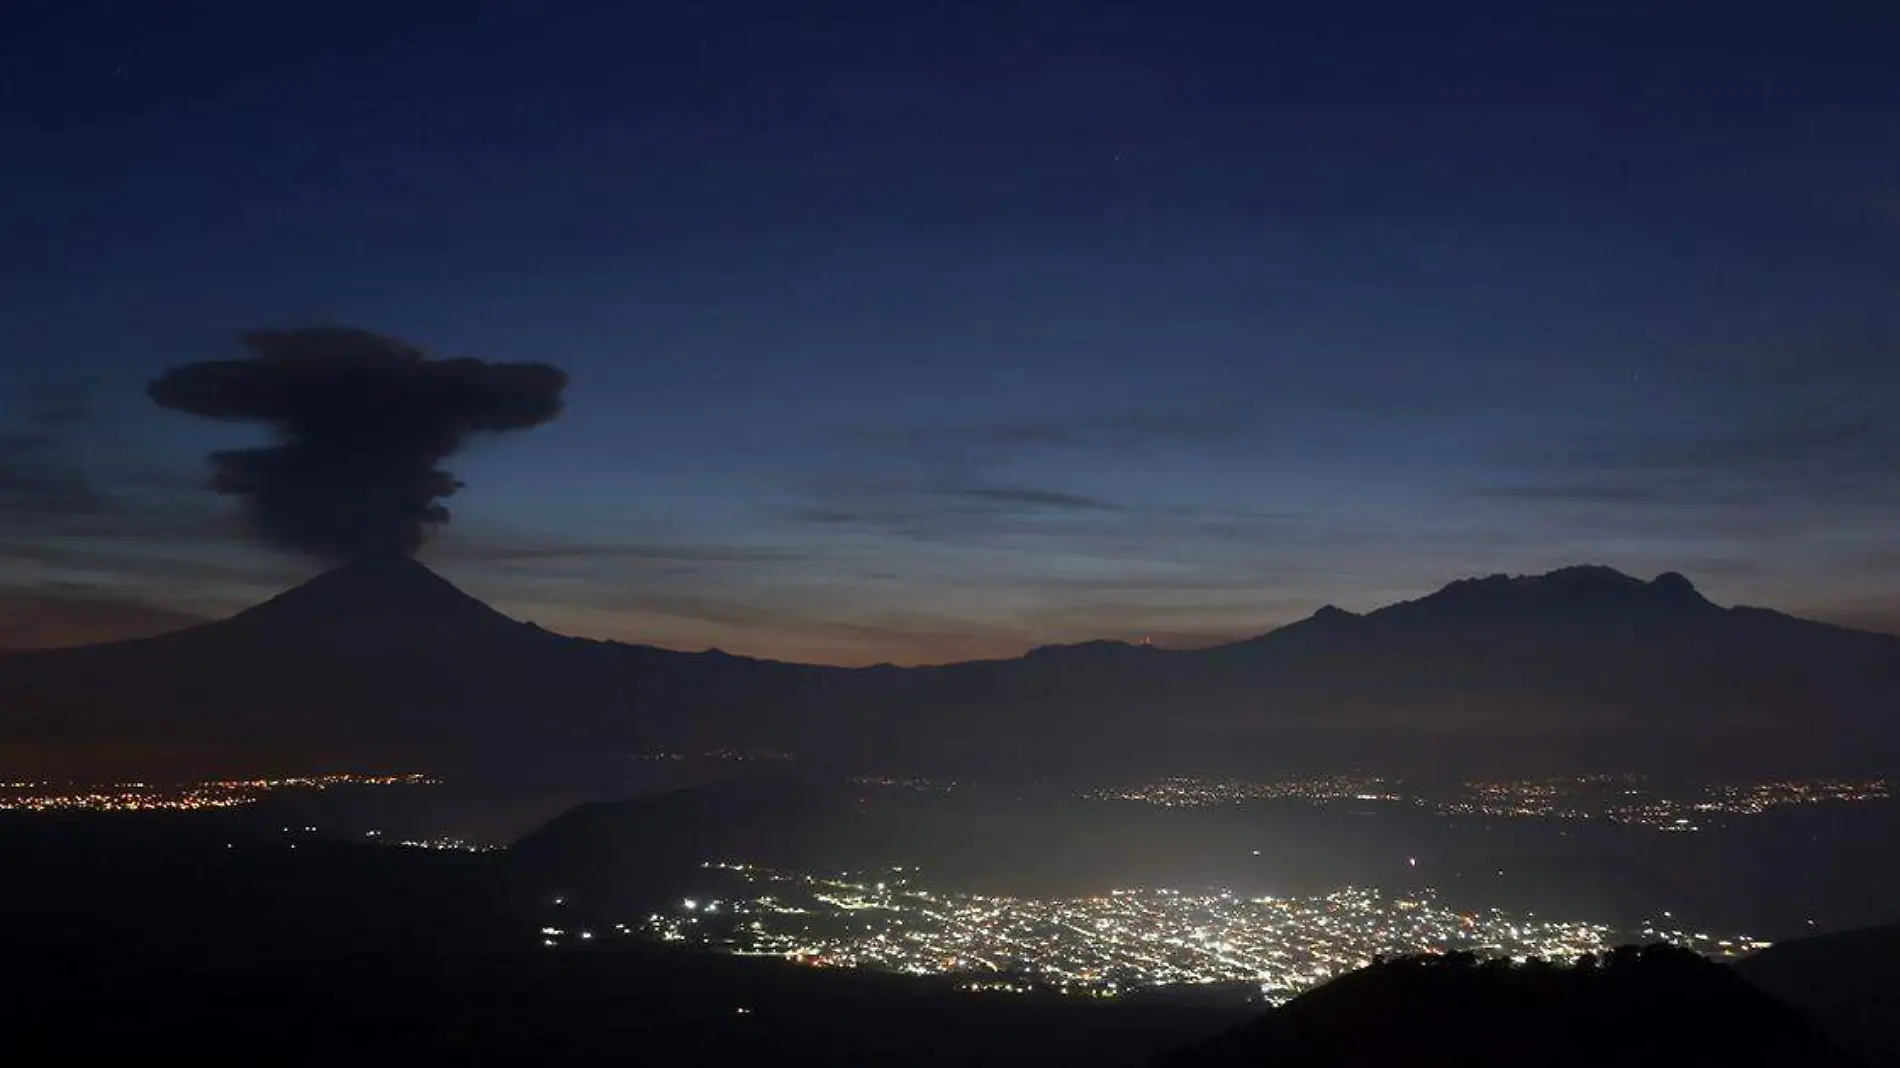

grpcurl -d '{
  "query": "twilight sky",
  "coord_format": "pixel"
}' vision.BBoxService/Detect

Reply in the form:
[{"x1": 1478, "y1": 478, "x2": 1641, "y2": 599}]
[{"x1": 2, "y1": 1, "x2": 1897, "y2": 664}]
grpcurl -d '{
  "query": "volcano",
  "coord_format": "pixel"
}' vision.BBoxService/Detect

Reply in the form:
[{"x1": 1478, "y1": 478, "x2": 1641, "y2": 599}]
[
  {"x1": 0, "y1": 556, "x2": 812, "y2": 775},
  {"x1": 225, "y1": 553, "x2": 525, "y2": 637},
  {"x1": 0, "y1": 562, "x2": 1896, "y2": 779}
]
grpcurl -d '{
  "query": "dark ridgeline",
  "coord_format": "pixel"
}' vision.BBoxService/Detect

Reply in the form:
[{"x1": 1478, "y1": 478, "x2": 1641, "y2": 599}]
[
  {"x1": 498, "y1": 770, "x2": 877, "y2": 912},
  {"x1": 1, "y1": 560, "x2": 1896, "y2": 780},
  {"x1": 0, "y1": 553, "x2": 834, "y2": 778},
  {"x1": 1736, "y1": 924, "x2": 1900, "y2": 1067},
  {"x1": 1154, "y1": 946, "x2": 1864, "y2": 1068},
  {"x1": 0, "y1": 809, "x2": 1245, "y2": 1067},
  {"x1": 229, "y1": 550, "x2": 525, "y2": 634},
  {"x1": 7, "y1": 803, "x2": 1889, "y2": 1066}
]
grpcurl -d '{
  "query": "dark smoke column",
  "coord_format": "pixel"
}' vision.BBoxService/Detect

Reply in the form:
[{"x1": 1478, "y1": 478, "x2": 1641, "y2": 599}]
[{"x1": 150, "y1": 326, "x2": 568, "y2": 560}]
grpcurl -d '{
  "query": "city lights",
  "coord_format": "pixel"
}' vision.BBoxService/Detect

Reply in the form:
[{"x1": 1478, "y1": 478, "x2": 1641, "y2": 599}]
[
  {"x1": 0, "y1": 772, "x2": 436, "y2": 813},
  {"x1": 1082, "y1": 774, "x2": 1890, "y2": 832},
  {"x1": 1082, "y1": 775, "x2": 1401, "y2": 807},
  {"x1": 388, "y1": 836, "x2": 497, "y2": 852},
  {"x1": 602, "y1": 863, "x2": 1769, "y2": 1003}
]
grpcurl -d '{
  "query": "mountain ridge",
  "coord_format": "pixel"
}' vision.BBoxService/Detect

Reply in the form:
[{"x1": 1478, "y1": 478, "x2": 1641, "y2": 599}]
[
  {"x1": 231, "y1": 553, "x2": 509, "y2": 625},
  {"x1": 2, "y1": 560, "x2": 1896, "y2": 778},
  {"x1": 0, "y1": 560, "x2": 1808, "y2": 667},
  {"x1": 1158, "y1": 946, "x2": 1863, "y2": 1067}
]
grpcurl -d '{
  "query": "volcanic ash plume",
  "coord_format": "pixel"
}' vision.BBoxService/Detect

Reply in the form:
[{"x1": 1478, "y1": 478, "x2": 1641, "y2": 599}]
[{"x1": 149, "y1": 326, "x2": 568, "y2": 559}]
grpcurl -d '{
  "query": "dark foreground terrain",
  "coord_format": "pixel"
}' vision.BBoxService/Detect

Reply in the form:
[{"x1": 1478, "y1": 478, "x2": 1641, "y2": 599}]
[
  {"x1": 16, "y1": 949, "x2": 1244, "y2": 1067},
  {"x1": 1161, "y1": 947, "x2": 1864, "y2": 1067},
  {"x1": 1739, "y1": 924, "x2": 1900, "y2": 1067},
  {"x1": 7, "y1": 807, "x2": 1899, "y2": 1066},
  {"x1": 0, "y1": 812, "x2": 1238, "y2": 1066}
]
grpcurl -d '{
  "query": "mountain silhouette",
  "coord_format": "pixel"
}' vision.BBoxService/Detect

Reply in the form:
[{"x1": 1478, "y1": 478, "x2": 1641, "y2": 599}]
[
  {"x1": 1, "y1": 562, "x2": 1896, "y2": 778},
  {"x1": 0, "y1": 556, "x2": 808, "y2": 775},
  {"x1": 1182, "y1": 565, "x2": 1900, "y2": 773},
  {"x1": 1376, "y1": 565, "x2": 1715, "y2": 624},
  {"x1": 501, "y1": 770, "x2": 875, "y2": 911},
  {"x1": 227, "y1": 553, "x2": 524, "y2": 635},
  {"x1": 1156, "y1": 946, "x2": 1864, "y2": 1067},
  {"x1": 1243, "y1": 566, "x2": 1716, "y2": 646},
  {"x1": 1737, "y1": 923, "x2": 1900, "y2": 1066}
]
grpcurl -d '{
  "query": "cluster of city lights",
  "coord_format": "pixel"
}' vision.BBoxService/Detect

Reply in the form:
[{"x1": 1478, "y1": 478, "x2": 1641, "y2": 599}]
[
  {"x1": 353, "y1": 829, "x2": 496, "y2": 852},
  {"x1": 1082, "y1": 775, "x2": 1402, "y2": 807},
  {"x1": 1431, "y1": 776, "x2": 1630, "y2": 821},
  {"x1": 851, "y1": 775, "x2": 961, "y2": 793},
  {"x1": 0, "y1": 772, "x2": 436, "y2": 813},
  {"x1": 1435, "y1": 776, "x2": 1892, "y2": 831},
  {"x1": 1083, "y1": 774, "x2": 1891, "y2": 832},
  {"x1": 1605, "y1": 779, "x2": 1892, "y2": 831},
  {"x1": 630, "y1": 749, "x2": 797, "y2": 763},
  {"x1": 585, "y1": 863, "x2": 1767, "y2": 1003},
  {"x1": 395, "y1": 836, "x2": 497, "y2": 852}
]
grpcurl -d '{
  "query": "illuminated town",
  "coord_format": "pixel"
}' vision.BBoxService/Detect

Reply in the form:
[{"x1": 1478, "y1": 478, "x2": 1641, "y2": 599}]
[
  {"x1": 1600, "y1": 779, "x2": 1893, "y2": 831},
  {"x1": 1084, "y1": 774, "x2": 1891, "y2": 831},
  {"x1": 396, "y1": 836, "x2": 496, "y2": 852},
  {"x1": 1082, "y1": 775, "x2": 1402, "y2": 807},
  {"x1": 851, "y1": 774, "x2": 962, "y2": 793},
  {"x1": 598, "y1": 863, "x2": 1769, "y2": 1003},
  {"x1": 0, "y1": 772, "x2": 436, "y2": 813},
  {"x1": 630, "y1": 748, "x2": 798, "y2": 764}
]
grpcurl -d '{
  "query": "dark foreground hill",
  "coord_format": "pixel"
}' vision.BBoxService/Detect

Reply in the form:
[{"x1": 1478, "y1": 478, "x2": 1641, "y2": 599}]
[
  {"x1": 0, "y1": 810, "x2": 1241, "y2": 1067},
  {"x1": 1157, "y1": 947, "x2": 1864, "y2": 1068},
  {"x1": 499, "y1": 770, "x2": 882, "y2": 911},
  {"x1": 0, "y1": 810, "x2": 1875, "y2": 1067},
  {"x1": 1738, "y1": 924, "x2": 1900, "y2": 1066},
  {"x1": 12, "y1": 947, "x2": 1246, "y2": 1068},
  {"x1": 2, "y1": 558, "x2": 1897, "y2": 777}
]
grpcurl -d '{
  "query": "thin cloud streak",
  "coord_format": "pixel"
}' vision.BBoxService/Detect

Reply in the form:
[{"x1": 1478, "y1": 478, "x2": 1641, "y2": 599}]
[
  {"x1": 957, "y1": 485, "x2": 1124, "y2": 511},
  {"x1": 0, "y1": 586, "x2": 213, "y2": 649}
]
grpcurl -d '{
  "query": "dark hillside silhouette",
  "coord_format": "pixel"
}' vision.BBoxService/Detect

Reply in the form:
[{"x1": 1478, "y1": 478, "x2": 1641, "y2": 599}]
[
  {"x1": 500, "y1": 770, "x2": 878, "y2": 911},
  {"x1": 225, "y1": 552, "x2": 528, "y2": 637},
  {"x1": 0, "y1": 811, "x2": 1240, "y2": 1067},
  {"x1": 1157, "y1": 946, "x2": 1863, "y2": 1067},
  {"x1": 1738, "y1": 923, "x2": 1900, "y2": 1066}
]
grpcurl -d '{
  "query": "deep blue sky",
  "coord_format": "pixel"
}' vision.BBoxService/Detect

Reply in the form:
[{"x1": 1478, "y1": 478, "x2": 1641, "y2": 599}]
[{"x1": 2, "y1": 0, "x2": 1897, "y2": 663}]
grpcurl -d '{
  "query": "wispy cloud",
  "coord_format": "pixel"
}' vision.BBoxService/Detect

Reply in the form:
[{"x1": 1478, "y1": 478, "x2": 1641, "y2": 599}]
[
  {"x1": 1473, "y1": 483, "x2": 1683, "y2": 504},
  {"x1": 426, "y1": 535, "x2": 808, "y2": 566},
  {"x1": 0, "y1": 379, "x2": 298, "y2": 641},
  {"x1": 0, "y1": 380, "x2": 238, "y2": 543},
  {"x1": 1802, "y1": 603, "x2": 1900, "y2": 637},
  {"x1": 1472, "y1": 333, "x2": 1900, "y2": 516},
  {"x1": 956, "y1": 485, "x2": 1123, "y2": 511},
  {"x1": 895, "y1": 403, "x2": 1262, "y2": 454},
  {"x1": 0, "y1": 383, "x2": 115, "y2": 524},
  {"x1": 0, "y1": 585, "x2": 213, "y2": 649}
]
